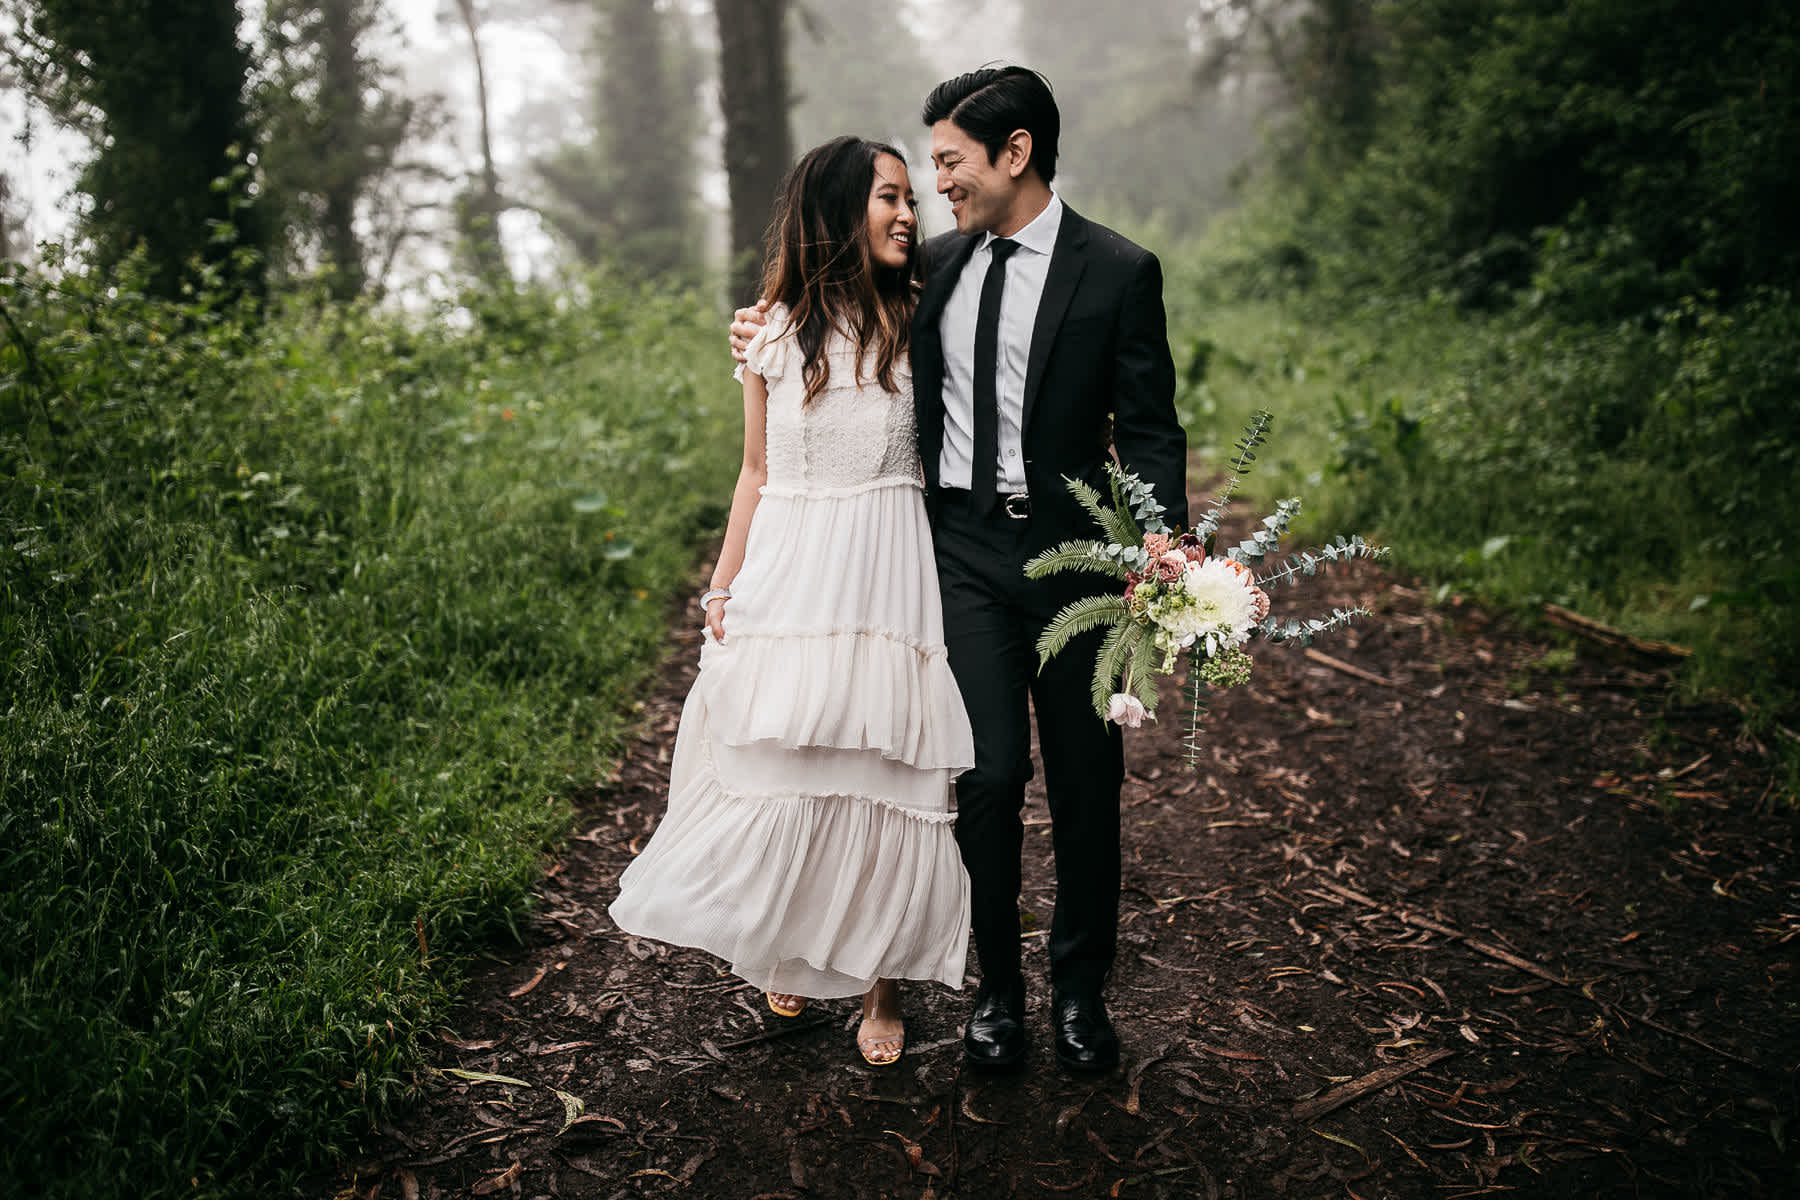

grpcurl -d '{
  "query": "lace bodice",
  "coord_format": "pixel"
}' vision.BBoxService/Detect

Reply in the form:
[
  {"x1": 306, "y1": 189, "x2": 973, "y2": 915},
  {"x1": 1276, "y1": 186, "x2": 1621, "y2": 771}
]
[{"x1": 743, "y1": 306, "x2": 921, "y2": 494}]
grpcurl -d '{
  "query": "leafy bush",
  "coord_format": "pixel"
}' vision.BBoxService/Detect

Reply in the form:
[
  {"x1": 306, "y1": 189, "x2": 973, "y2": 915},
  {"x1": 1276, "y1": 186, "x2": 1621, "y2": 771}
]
[
  {"x1": 0, "y1": 257, "x2": 738, "y2": 1197},
  {"x1": 1262, "y1": 0, "x2": 1800, "y2": 315},
  {"x1": 1173, "y1": 0, "x2": 1800, "y2": 738}
]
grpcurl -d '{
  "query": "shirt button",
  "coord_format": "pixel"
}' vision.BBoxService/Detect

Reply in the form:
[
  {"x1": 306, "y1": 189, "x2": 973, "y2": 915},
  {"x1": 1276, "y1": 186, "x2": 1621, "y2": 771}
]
[{"x1": 1008, "y1": 449, "x2": 1018, "y2": 457}]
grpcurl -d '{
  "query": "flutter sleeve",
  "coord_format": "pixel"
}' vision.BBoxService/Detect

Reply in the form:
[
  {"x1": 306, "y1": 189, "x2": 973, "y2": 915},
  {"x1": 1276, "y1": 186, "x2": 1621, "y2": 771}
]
[{"x1": 741, "y1": 304, "x2": 792, "y2": 383}]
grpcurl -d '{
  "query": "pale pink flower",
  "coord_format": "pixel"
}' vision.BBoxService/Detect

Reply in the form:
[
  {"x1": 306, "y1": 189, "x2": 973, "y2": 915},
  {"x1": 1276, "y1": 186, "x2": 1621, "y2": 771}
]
[
  {"x1": 1142, "y1": 532, "x2": 1171, "y2": 558},
  {"x1": 1105, "y1": 693, "x2": 1150, "y2": 727},
  {"x1": 1251, "y1": 588, "x2": 1271, "y2": 621}
]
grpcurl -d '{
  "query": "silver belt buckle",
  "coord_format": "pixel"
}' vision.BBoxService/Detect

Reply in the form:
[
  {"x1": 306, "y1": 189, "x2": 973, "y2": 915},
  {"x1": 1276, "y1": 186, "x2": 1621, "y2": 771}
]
[{"x1": 1002, "y1": 492, "x2": 1030, "y2": 520}]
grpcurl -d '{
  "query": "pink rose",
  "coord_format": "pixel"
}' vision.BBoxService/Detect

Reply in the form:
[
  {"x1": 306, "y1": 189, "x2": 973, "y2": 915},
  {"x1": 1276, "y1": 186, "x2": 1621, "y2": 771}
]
[
  {"x1": 1105, "y1": 693, "x2": 1150, "y2": 728},
  {"x1": 1142, "y1": 532, "x2": 1171, "y2": 558},
  {"x1": 1251, "y1": 588, "x2": 1271, "y2": 621}
]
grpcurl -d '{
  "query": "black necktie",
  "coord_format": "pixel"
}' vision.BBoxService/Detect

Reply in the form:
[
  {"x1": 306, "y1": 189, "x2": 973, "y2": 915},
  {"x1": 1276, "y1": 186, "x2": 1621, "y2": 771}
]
[{"x1": 971, "y1": 237, "x2": 1020, "y2": 512}]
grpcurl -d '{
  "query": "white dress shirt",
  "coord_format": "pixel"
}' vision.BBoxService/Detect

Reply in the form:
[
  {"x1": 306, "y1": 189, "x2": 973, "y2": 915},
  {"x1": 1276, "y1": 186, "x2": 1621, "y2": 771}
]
[{"x1": 937, "y1": 193, "x2": 1063, "y2": 493}]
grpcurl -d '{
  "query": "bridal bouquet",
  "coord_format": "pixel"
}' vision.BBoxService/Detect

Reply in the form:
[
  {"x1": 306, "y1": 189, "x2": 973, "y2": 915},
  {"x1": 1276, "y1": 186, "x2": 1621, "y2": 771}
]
[{"x1": 1025, "y1": 411, "x2": 1387, "y2": 763}]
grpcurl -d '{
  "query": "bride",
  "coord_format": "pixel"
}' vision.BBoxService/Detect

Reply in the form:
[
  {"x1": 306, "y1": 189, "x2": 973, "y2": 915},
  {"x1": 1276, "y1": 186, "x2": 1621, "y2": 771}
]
[{"x1": 608, "y1": 136, "x2": 973, "y2": 1067}]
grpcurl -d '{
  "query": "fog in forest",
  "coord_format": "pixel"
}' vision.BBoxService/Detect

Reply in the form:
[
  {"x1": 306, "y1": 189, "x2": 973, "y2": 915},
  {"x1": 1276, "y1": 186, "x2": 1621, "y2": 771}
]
[{"x1": 1, "y1": 0, "x2": 1285, "y2": 296}]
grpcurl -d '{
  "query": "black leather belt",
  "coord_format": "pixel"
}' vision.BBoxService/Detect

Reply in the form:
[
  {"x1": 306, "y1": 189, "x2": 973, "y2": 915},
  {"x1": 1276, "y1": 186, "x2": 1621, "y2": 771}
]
[{"x1": 937, "y1": 488, "x2": 1031, "y2": 519}]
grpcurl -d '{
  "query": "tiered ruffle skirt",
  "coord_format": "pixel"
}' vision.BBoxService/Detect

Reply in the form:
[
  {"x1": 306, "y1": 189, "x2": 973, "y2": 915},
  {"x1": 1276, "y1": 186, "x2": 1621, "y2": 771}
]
[{"x1": 608, "y1": 480, "x2": 974, "y2": 997}]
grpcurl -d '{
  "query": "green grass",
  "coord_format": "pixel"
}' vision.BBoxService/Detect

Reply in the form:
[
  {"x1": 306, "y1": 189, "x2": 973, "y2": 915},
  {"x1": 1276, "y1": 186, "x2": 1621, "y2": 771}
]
[{"x1": 1, "y1": 266, "x2": 739, "y2": 1196}]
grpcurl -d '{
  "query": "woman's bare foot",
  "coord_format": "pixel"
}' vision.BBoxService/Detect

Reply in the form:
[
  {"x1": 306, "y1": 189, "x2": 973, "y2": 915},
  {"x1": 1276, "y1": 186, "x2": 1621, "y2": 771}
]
[
  {"x1": 766, "y1": 991, "x2": 808, "y2": 1018},
  {"x1": 857, "y1": 979, "x2": 905, "y2": 1066}
]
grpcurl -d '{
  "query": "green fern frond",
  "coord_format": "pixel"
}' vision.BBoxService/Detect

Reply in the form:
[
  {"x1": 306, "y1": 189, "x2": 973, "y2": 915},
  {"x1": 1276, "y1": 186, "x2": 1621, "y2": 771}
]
[
  {"x1": 1088, "y1": 621, "x2": 1134, "y2": 716},
  {"x1": 1024, "y1": 541, "x2": 1129, "y2": 582},
  {"x1": 1036, "y1": 593, "x2": 1130, "y2": 666},
  {"x1": 1067, "y1": 475, "x2": 1136, "y2": 549},
  {"x1": 1131, "y1": 659, "x2": 1161, "y2": 713}
]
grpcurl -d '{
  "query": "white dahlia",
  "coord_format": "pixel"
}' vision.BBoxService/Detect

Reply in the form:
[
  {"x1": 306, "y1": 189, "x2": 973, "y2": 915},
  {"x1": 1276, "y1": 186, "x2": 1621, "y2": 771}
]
[{"x1": 1161, "y1": 557, "x2": 1260, "y2": 656}]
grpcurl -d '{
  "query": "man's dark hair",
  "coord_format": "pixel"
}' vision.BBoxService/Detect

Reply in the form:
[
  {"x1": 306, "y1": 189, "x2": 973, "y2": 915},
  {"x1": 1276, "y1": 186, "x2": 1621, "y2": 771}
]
[{"x1": 921, "y1": 66, "x2": 1060, "y2": 185}]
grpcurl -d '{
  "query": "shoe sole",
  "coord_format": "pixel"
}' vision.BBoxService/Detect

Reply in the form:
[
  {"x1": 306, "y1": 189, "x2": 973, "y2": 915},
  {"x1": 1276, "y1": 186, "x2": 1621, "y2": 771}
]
[
  {"x1": 964, "y1": 1042, "x2": 1028, "y2": 1071},
  {"x1": 1053, "y1": 1048, "x2": 1119, "y2": 1073}
]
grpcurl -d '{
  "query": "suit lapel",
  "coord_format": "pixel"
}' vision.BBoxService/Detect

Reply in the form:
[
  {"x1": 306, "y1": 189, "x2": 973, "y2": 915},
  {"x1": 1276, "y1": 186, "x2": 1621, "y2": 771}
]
[
  {"x1": 1021, "y1": 208, "x2": 1089, "y2": 436},
  {"x1": 916, "y1": 231, "x2": 980, "y2": 335},
  {"x1": 912, "y1": 232, "x2": 979, "y2": 491}
]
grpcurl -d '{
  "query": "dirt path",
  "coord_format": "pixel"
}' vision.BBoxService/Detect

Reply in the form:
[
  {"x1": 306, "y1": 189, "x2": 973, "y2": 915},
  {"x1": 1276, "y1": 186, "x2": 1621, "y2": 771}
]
[{"x1": 324, "y1": 497, "x2": 1797, "y2": 1200}]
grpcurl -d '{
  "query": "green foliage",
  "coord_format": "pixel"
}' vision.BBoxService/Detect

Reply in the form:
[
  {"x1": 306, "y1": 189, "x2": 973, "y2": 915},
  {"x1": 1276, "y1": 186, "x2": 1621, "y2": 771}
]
[
  {"x1": 1178, "y1": 0, "x2": 1800, "y2": 746},
  {"x1": 1160, "y1": 287, "x2": 1800, "y2": 719},
  {"x1": 1267, "y1": 0, "x2": 1800, "y2": 314},
  {"x1": 5, "y1": 0, "x2": 269, "y2": 299},
  {"x1": 0, "y1": 256, "x2": 739, "y2": 1197}
]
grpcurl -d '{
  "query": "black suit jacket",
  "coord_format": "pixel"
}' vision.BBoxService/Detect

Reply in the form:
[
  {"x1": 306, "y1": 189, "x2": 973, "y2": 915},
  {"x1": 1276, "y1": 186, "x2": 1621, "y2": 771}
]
[{"x1": 912, "y1": 205, "x2": 1189, "y2": 559}]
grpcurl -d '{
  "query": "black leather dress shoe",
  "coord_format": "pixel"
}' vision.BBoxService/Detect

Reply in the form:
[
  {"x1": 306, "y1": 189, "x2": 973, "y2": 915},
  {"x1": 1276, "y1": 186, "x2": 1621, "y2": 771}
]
[
  {"x1": 963, "y1": 976, "x2": 1028, "y2": 1069},
  {"x1": 1051, "y1": 989, "x2": 1120, "y2": 1073}
]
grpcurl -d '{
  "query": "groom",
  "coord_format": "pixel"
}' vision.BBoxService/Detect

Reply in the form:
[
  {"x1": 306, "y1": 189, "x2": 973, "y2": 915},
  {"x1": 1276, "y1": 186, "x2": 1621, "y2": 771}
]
[{"x1": 736, "y1": 66, "x2": 1188, "y2": 1073}]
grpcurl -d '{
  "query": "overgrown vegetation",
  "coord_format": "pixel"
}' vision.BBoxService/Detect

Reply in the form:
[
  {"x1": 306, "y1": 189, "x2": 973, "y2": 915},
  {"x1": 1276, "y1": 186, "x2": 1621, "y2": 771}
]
[
  {"x1": 0, "y1": 257, "x2": 738, "y2": 1197},
  {"x1": 1164, "y1": 0, "x2": 1800, "y2": 738}
]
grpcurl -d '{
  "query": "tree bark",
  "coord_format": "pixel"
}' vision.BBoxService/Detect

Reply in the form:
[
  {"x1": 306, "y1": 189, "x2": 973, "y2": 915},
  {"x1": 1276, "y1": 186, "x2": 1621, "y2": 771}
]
[
  {"x1": 318, "y1": 0, "x2": 366, "y2": 298},
  {"x1": 453, "y1": 0, "x2": 508, "y2": 282},
  {"x1": 714, "y1": 0, "x2": 792, "y2": 302}
]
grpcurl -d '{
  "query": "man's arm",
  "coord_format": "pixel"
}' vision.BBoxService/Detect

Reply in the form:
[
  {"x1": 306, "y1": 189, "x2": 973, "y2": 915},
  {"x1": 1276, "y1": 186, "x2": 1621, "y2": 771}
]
[{"x1": 1110, "y1": 252, "x2": 1189, "y2": 531}]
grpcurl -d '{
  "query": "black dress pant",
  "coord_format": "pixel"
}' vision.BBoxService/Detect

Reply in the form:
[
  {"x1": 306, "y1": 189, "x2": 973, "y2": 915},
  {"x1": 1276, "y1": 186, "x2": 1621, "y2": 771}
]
[{"x1": 932, "y1": 490, "x2": 1125, "y2": 995}]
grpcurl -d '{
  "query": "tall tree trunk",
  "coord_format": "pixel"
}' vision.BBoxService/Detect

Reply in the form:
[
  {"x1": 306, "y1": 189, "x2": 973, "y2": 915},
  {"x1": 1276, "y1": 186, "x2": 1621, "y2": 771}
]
[
  {"x1": 21, "y1": 0, "x2": 268, "y2": 300},
  {"x1": 453, "y1": 0, "x2": 508, "y2": 281},
  {"x1": 714, "y1": 0, "x2": 791, "y2": 301},
  {"x1": 1305, "y1": 0, "x2": 1379, "y2": 156},
  {"x1": 319, "y1": 0, "x2": 365, "y2": 298},
  {"x1": 0, "y1": 174, "x2": 15, "y2": 262}
]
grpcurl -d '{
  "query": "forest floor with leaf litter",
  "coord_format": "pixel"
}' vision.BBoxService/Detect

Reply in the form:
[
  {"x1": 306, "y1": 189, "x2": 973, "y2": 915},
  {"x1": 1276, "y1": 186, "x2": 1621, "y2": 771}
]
[{"x1": 320, "y1": 485, "x2": 1798, "y2": 1200}]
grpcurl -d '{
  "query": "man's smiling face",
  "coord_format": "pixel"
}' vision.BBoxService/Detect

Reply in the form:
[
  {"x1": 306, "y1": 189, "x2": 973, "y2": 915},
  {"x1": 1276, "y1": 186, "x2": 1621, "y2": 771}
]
[{"x1": 931, "y1": 119, "x2": 1019, "y2": 237}]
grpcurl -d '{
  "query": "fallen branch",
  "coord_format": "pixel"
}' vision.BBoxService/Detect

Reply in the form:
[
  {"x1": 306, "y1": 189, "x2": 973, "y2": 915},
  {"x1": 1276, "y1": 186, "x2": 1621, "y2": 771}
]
[
  {"x1": 1309, "y1": 878, "x2": 1570, "y2": 987},
  {"x1": 1290, "y1": 1048, "x2": 1455, "y2": 1122},
  {"x1": 1542, "y1": 604, "x2": 1691, "y2": 661},
  {"x1": 1303, "y1": 647, "x2": 1399, "y2": 689},
  {"x1": 1610, "y1": 1005, "x2": 1760, "y2": 1070}
]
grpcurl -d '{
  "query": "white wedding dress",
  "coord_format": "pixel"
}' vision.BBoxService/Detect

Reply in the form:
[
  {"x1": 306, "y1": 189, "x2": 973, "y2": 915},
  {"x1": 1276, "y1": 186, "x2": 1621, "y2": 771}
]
[{"x1": 608, "y1": 306, "x2": 974, "y2": 998}]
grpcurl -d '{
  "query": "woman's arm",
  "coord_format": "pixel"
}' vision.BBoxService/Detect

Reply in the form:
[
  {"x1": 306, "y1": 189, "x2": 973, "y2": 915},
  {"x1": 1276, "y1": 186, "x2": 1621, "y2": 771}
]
[{"x1": 703, "y1": 369, "x2": 770, "y2": 642}]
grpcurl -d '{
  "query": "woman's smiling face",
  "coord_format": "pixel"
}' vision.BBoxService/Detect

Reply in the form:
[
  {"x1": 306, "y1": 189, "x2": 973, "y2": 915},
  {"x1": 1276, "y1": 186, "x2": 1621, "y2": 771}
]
[{"x1": 866, "y1": 154, "x2": 917, "y2": 269}]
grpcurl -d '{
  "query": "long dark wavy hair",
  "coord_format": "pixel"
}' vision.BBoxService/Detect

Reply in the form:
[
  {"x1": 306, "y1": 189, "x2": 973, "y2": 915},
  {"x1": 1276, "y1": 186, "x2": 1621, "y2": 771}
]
[{"x1": 758, "y1": 136, "x2": 922, "y2": 403}]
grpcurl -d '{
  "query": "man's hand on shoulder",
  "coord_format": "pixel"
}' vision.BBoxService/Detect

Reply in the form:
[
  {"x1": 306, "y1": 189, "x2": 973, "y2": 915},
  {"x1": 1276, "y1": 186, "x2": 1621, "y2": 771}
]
[{"x1": 729, "y1": 299, "x2": 771, "y2": 363}]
